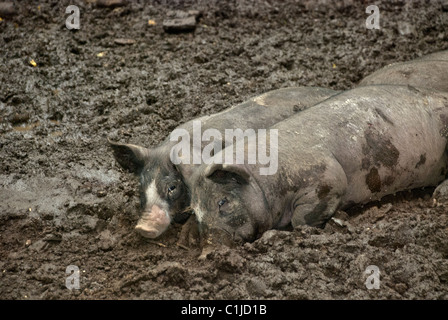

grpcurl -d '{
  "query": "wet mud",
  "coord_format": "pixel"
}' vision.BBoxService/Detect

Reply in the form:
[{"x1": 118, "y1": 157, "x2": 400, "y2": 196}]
[{"x1": 1, "y1": 0, "x2": 448, "y2": 299}]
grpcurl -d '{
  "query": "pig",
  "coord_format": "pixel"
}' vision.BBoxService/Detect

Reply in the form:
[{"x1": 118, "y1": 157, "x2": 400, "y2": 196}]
[
  {"x1": 358, "y1": 51, "x2": 448, "y2": 92},
  {"x1": 188, "y1": 84, "x2": 448, "y2": 244},
  {"x1": 416, "y1": 50, "x2": 448, "y2": 61},
  {"x1": 109, "y1": 87, "x2": 340, "y2": 239}
]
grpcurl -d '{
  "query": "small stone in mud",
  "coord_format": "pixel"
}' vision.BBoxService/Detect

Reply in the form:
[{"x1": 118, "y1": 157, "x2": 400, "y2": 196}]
[
  {"x1": 163, "y1": 10, "x2": 200, "y2": 34},
  {"x1": 43, "y1": 233, "x2": 62, "y2": 242},
  {"x1": 28, "y1": 239, "x2": 47, "y2": 252},
  {"x1": 114, "y1": 38, "x2": 135, "y2": 45},
  {"x1": 166, "y1": 10, "x2": 201, "y2": 20},
  {"x1": 96, "y1": 0, "x2": 127, "y2": 8},
  {"x1": 0, "y1": 2, "x2": 16, "y2": 17},
  {"x1": 96, "y1": 190, "x2": 107, "y2": 197},
  {"x1": 163, "y1": 16, "x2": 196, "y2": 33}
]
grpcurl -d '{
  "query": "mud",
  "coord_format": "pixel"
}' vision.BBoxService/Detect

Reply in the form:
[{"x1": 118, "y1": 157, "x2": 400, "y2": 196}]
[{"x1": 1, "y1": 0, "x2": 448, "y2": 300}]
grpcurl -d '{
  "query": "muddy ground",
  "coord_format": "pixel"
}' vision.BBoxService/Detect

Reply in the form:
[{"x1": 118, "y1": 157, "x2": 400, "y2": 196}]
[{"x1": 1, "y1": 0, "x2": 448, "y2": 300}]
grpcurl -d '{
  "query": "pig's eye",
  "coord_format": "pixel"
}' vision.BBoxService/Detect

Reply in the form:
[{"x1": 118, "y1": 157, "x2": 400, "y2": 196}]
[
  {"x1": 218, "y1": 198, "x2": 227, "y2": 208},
  {"x1": 168, "y1": 185, "x2": 176, "y2": 194},
  {"x1": 167, "y1": 184, "x2": 181, "y2": 200},
  {"x1": 218, "y1": 198, "x2": 230, "y2": 216}
]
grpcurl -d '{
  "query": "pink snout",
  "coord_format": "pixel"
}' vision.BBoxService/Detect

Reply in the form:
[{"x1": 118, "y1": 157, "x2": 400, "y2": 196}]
[{"x1": 135, "y1": 205, "x2": 171, "y2": 239}]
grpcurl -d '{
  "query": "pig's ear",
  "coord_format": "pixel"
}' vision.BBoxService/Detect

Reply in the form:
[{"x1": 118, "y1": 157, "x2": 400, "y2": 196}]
[
  {"x1": 108, "y1": 139, "x2": 150, "y2": 174},
  {"x1": 204, "y1": 163, "x2": 250, "y2": 185}
]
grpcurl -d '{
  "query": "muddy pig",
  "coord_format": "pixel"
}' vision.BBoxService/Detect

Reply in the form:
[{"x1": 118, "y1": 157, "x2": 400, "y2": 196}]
[
  {"x1": 358, "y1": 51, "x2": 448, "y2": 92},
  {"x1": 188, "y1": 85, "x2": 448, "y2": 244},
  {"x1": 109, "y1": 87, "x2": 339, "y2": 239},
  {"x1": 416, "y1": 50, "x2": 448, "y2": 61}
]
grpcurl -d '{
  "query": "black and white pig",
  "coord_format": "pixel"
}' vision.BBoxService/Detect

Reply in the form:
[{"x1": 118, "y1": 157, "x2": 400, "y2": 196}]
[{"x1": 109, "y1": 87, "x2": 339, "y2": 239}]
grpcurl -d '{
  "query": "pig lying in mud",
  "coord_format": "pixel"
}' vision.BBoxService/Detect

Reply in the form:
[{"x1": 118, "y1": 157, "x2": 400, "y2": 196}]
[
  {"x1": 359, "y1": 50, "x2": 448, "y2": 92},
  {"x1": 188, "y1": 84, "x2": 448, "y2": 244},
  {"x1": 109, "y1": 87, "x2": 339, "y2": 239},
  {"x1": 416, "y1": 50, "x2": 448, "y2": 61}
]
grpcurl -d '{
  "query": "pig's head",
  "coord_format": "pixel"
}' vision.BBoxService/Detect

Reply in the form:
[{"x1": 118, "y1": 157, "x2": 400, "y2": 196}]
[
  {"x1": 190, "y1": 162, "x2": 271, "y2": 245},
  {"x1": 109, "y1": 140, "x2": 190, "y2": 238}
]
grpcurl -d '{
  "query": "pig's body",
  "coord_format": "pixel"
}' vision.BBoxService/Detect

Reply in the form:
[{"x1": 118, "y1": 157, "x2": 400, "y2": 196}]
[
  {"x1": 359, "y1": 60, "x2": 448, "y2": 92},
  {"x1": 190, "y1": 85, "x2": 448, "y2": 243},
  {"x1": 168, "y1": 87, "x2": 339, "y2": 140},
  {"x1": 110, "y1": 87, "x2": 339, "y2": 238},
  {"x1": 417, "y1": 50, "x2": 448, "y2": 61},
  {"x1": 358, "y1": 53, "x2": 448, "y2": 92}
]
